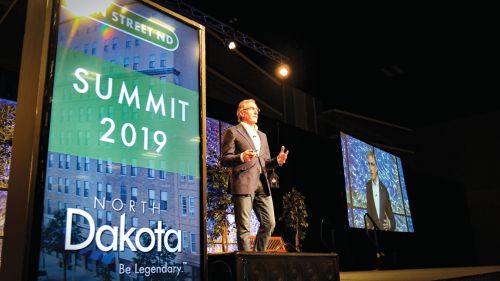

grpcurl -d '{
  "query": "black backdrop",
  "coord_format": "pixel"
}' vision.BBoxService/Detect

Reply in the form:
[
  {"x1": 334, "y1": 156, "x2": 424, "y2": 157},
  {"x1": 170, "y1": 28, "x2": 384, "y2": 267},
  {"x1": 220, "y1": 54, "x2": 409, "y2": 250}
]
[{"x1": 207, "y1": 97, "x2": 477, "y2": 270}]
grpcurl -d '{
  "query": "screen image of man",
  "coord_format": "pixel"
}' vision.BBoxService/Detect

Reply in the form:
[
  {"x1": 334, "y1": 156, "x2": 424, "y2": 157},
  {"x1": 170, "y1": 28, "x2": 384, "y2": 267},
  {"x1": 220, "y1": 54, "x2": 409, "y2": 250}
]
[
  {"x1": 221, "y1": 99, "x2": 289, "y2": 251},
  {"x1": 366, "y1": 151, "x2": 396, "y2": 231}
]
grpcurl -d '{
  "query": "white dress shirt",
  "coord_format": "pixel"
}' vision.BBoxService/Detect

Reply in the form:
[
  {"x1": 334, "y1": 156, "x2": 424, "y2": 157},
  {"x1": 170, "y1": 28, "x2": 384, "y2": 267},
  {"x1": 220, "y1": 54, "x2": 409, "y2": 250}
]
[
  {"x1": 372, "y1": 178, "x2": 380, "y2": 219},
  {"x1": 241, "y1": 121, "x2": 261, "y2": 155}
]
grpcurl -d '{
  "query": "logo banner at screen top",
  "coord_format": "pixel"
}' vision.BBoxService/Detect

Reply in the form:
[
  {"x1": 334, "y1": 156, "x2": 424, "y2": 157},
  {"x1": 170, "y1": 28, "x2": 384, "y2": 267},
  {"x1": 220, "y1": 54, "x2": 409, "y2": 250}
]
[{"x1": 89, "y1": 2, "x2": 179, "y2": 51}]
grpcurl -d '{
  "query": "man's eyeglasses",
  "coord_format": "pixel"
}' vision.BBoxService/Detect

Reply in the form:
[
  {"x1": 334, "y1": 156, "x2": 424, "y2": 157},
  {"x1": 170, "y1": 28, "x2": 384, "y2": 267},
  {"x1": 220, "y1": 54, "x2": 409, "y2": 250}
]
[{"x1": 243, "y1": 107, "x2": 260, "y2": 113}]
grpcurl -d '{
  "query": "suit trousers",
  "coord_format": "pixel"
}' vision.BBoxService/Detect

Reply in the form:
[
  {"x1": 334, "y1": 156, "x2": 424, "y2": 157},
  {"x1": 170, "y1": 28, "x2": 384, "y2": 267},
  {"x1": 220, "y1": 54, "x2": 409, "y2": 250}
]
[{"x1": 232, "y1": 180, "x2": 275, "y2": 251}]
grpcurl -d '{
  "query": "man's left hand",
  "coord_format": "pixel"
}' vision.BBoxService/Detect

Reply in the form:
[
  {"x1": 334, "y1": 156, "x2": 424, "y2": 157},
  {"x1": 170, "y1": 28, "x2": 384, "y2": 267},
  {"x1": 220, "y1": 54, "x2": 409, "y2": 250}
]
[{"x1": 277, "y1": 146, "x2": 289, "y2": 166}]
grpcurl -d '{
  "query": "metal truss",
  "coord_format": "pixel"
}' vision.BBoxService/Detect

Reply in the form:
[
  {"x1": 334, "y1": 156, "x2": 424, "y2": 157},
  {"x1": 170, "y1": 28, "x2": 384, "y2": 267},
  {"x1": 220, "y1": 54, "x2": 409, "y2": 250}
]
[{"x1": 161, "y1": 0, "x2": 290, "y2": 64}]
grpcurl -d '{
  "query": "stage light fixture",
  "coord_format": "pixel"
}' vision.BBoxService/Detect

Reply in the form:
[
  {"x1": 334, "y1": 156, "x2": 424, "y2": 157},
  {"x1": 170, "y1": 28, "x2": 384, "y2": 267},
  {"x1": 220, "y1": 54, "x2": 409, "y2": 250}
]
[
  {"x1": 227, "y1": 40, "x2": 237, "y2": 50},
  {"x1": 276, "y1": 63, "x2": 290, "y2": 79},
  {"x1": 222, "y1": 38, "x2": 237, "y2": 50}
]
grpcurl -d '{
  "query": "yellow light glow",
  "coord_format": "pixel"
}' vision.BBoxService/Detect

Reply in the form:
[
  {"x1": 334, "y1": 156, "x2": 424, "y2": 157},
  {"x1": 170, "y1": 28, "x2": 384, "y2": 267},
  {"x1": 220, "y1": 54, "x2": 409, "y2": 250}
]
[
  {"x1": 277, "y1": 64, "x2": 290, "y2": 79},
  {"x1": 65, "y1": 0, "x2": 113, "y2": 17},
  {"x1": 228, "y1": 41, "x2": 236, "y2": 50}
]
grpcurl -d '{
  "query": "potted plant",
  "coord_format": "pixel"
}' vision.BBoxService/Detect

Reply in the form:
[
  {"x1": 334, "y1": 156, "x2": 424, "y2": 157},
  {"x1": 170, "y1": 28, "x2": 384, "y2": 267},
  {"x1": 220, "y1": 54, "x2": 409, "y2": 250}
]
[
  {"x1": 206, "y1": 150, "x2": 232, "y2": 252},
  {"x1": 279, "y1": 188, "x2": 308, "y2": 251}
]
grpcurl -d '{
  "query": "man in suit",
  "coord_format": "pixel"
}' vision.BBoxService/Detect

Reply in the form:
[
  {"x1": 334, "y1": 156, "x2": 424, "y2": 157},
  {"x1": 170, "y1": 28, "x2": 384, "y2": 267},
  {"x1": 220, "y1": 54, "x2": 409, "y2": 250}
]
[
  {"x1": 221, "y1": 99, "x2": 289, "y2": 251},
  {"x1": 366, "y1": 151, "x2": 396, "y2": 231}
]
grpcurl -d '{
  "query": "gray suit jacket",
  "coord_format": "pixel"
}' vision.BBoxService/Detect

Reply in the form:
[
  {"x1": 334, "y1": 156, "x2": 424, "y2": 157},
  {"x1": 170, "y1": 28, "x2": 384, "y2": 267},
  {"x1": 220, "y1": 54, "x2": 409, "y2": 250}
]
[
  {"x1": 221, "y1": 123, "x2": 279, "y2": 195},
  {"x1": 366, "y1": 179, "x2": 396, "y2": 231}
]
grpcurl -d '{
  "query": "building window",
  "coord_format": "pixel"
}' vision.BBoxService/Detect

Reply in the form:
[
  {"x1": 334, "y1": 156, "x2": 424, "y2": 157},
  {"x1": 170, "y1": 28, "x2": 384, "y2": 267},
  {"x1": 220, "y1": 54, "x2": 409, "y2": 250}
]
[
  {"x1": 79, "y1": 108, "x2": 85, "y2": 122},
  {"x1": 182, "y1": 231, "x2": 188, "y2": 251},
  {"x1": 106, "y1": 160, "x2": 112, "y2": 174},
  {"x1": 160, "y1": 191, "x2": 167, "y2": 211},
  {"x1": 58, "y1": 201, "x2": 64, "y2": 210},
  {"x1": 120, "y1": 163, "x2": 127, "y2": 175},
  {"x1": 180, "y1": 174, "x2": 187, "y2": 182},
  {"x1": 76, "y1": 156, "x2": 83, "y2": 170},
  {"x1": 65, "y1": 178, "x2": 70, "y2": 194},
  {"x1": 84, "y1": 157, "x2": 90, "y2": 171},
  {"x1": 149, "y1": 54, "x2": 156, "y2": 69},
  {"x1": 48, "y1": 154, "x2": 53, "y2": 167},
  {"x1": 160, "y1": 53, "x2": 167, "y2": 67},
  {"x1": 47, "y1": 176, "x2": 52, "y2": 191},
  {"x1": 133, "y1": 56, "x2": 139, "y2": 70},
  {"x1": 47, "y1": 199, "x2": 52, "y2": 214},
  {"x1": 75, "y1": 205, "x2": 81, "y2": 223},
  {"x1": 124, "y1": 57, "x2": 130, "y2": 68},
  {"x1": 97, "y1": 159, "x2": 103, "y2": 172},
  {"x1": 59, "y1": 154, "x2": 64, "y2": 168},
  {"x1": 84, "y1": 181, "x2": 89, "y2": 197},
  {"x1": 121, "y1": 106, "x2": 129, "y2": 120},
  {"x1": 135, "y1": 39, "x2": 140, "y2": 46},
  {"x1": 84, "y1": 207, "x2": 90, "y2": 225},
  {"x1": 189, "y1": 196, "x2": 195, "y2": 216},
  {"x1": 106, "y1": 211, "x2": 112, "y2": 225},
  {"x1": 181, "y1": 196, "x2": 187, "y2": 216},
  {"x1": 131, "y1": 106, "x2": 138, "y2": 120},
  {"x1": 91, "y1": 42, "x2": 97, "y2": 55},
  {"x1": 148, "y1": 160, "x2": 155, "y2": 178},
  {"x1": 58, "y1": 177, "x2": 63, "y2": 192},
  {"x1": 159, "y1": 170, "x2": 166, "y2": 180},
  {"x1": 131, "y1": 164, "x2": 137, "y2": 177},
  {"x1": 106, "y1": 184, "x2": 112, "y2": 201},
  {"x1": 126, "y1": 38, "x2": 131, "y2": 48},
  {"x1": 149, "y1": 220, "x2": 156, "y2": 228},
  {"x1": 97, "y1": 183, "x2": 103, "y2": 199},
  {"x1": 148, "y1": 189, "x2": 155, "y2": 208},
  {"x1": 97, "y1": 210, "x2": 103, "y2": 227},
  {"x1": 76, "y1": 180, "x2": 82, "y2": 196},
  {"x1": 120, "y1": 185, "x2": 127, "y2": 202},
  {"x1": 131, "y1": 217, "x2": 138, "y2": 227},
  {"x1": 84, "y1": 43, "x2": 89, "y2": 54},
  {"x1": 112, "y1": 38, "x2": 118, "y2": 50},
  {"x1": 190, "y1": 233, "x2": 197, "y2": 253},
  {"x1": 99, "y1": 106, "x2": 105, "y2": 119},
  {"x1": 104, "y1": 40, "x2": 109, "y2": 52},
  {"x1": 131, "y1": 187, "x2": 138, "y2": 203}
]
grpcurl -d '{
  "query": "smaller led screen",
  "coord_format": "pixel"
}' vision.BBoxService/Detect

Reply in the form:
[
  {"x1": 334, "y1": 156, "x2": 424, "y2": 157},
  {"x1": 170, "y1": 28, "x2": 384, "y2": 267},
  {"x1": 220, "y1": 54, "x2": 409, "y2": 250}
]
[{"x1": 340, "y1": 132, "x2": 414, "y2": 232}]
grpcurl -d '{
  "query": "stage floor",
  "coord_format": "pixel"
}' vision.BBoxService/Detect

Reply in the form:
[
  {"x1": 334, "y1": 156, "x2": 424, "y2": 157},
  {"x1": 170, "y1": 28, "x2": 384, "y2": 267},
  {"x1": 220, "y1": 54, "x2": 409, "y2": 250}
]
[{"x1": 340, "y1": 265, "x2": 500, "y2": 281}]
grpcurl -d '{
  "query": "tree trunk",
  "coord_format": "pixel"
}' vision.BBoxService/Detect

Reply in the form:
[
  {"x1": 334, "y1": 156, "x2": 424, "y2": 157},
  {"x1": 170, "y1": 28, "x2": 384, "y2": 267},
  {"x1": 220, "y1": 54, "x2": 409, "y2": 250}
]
[
  {"x1": 295, "y1": 223, "x2": 300, "y2": 251},
  {"x1": 63, "y1": 252, "x2": 67, "y2": 281},
  {"x1": 222, "y1": 220, "x2": 229, "y2": 252}
]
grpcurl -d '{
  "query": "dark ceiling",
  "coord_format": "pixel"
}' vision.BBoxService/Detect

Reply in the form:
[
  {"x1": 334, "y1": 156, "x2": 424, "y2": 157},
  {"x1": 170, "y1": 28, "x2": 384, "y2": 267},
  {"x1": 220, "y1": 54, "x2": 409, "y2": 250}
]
[
  {"x1": 185, "y1": 1, "x2": 500, "y2": 128},
  {"x1": 1, "y1": 0, "x2": 499, "y2": 128}
]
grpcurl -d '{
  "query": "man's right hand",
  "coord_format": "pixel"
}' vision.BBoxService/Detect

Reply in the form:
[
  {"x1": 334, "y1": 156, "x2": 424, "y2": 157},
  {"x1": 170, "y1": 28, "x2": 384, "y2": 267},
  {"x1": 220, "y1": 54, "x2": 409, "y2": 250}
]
[
  {"x1": 382, "y1": 212, "x2": 391, "y2": 230},
  {"x1": 242, "y1": 149, "x2": 257, "y2": 162}
]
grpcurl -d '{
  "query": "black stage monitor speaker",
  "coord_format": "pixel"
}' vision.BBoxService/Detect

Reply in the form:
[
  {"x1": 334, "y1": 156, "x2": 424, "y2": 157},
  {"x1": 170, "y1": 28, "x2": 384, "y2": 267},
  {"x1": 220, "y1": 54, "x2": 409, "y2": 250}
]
[{"x1": 208, "y1": 252, "x2": 340, "y2": 281}]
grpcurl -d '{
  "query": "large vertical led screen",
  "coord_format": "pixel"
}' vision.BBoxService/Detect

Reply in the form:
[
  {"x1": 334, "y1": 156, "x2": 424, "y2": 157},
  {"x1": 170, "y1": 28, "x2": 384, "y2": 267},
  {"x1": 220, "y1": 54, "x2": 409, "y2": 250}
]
[
  {"x1": 38, "y1": 0, "x2": 203, "y2": 280},
  {"x1": 0, "y1": 98, "x2": 16, "y2": 268},
  {"x1": 340, "y1": 132, "x2": 414, "y2": 232}
]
